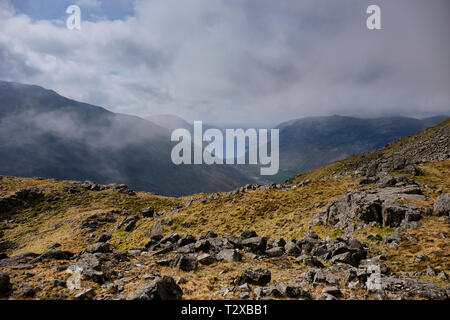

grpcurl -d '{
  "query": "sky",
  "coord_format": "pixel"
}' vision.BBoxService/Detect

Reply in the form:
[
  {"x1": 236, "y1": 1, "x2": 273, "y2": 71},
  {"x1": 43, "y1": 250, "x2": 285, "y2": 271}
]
[{"x1": 1, "y1": 0, "x2": 449, "y2": 127}]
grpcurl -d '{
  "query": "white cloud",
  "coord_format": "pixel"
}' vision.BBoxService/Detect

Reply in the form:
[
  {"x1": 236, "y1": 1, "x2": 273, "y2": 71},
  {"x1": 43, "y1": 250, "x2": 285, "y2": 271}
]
[
  {"x1": 0, "y1": 0, "x2": 449, "y2": 126},
  {"x1": 76, "y1": 0, "x2": 102, "y2": 8}
]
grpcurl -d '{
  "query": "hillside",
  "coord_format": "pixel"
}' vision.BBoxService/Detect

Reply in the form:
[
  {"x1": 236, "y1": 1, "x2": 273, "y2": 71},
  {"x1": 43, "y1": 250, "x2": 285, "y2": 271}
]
[
  {"x1": 0, "y1": 118, "x2": 448, "y2": 300},
  {"x1": 0, "y1": 81, "x2": 256, "y2": 196},
  {"x1": 271, "y1": 115, "x2": 448, "y2": 182}
]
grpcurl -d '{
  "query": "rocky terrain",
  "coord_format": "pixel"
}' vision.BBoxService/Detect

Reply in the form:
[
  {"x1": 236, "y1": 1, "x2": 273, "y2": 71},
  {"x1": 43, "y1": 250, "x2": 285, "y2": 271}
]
[{"x1": 0, "y1": 119, "x2": 449, "y2": 300}]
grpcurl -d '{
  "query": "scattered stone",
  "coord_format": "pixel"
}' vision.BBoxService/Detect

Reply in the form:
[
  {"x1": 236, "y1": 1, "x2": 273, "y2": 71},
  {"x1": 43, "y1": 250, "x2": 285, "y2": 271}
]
[
  {"x1": 86, "y1": 242, "x2": 111, "y2": 254},
  {"x1": 414, "y1": 253, "x2": 429, "y2": 264},
  {"x1": 126, "y1": 276, "x2": 183, "y2": 300},
  {"x1": 322, "y1": 286, "x2": 341, "y2": 296},
  {"x1": 240, "y1": 267, "x2": 271, "y2": 286},
  {"x1": 141, "y1": 207, "x2": 155, "y2": 218},
  {"x1": 266, "y1": 247, "x2": 284, "y2": 257},
  {"x1": 217, "y1": 249, "x2": 242, "y2": 262},
  {"x1": 74, "y1": 288, "x2": 95, "y2": 300},
  {"x1": 173, "y1": 255, "x2": 198, "y2": 271},
  {"x1": 197, "y1": 253, "x2": 216, "y2": 266}
]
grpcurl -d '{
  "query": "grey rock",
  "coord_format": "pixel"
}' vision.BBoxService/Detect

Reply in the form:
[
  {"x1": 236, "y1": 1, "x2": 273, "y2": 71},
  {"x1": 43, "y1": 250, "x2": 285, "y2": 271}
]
[
  {"x1": 147, "y1": 220, "x2": 163, "y2": 241},
  {"x1": 266, "y1": 247, "x2": 284, "y2": 257},
  {"x1": 86, "y1": 242, "x2": 111, "y2": 254},
  {"x1": 177, "y1": 235, "x2": 197, "y2": 247},
  {"x1": 126, "y1": 276, "x2": 183, "y2": 300},
  {"x1": 197, "y1": 253, "x2": 216, "y2": 266},
  {"x1": 173, "y1": 255, "x2": 198, "y2": 271},
  {"x1": 240, "y1": 230, "x2": 258, "y2": 239},
  {"x1": 240, "y1": 267, "x2": 271, "y2": 286},
  {"x1": 382, "y1": 277, "x2": 448, "y2": 300},
  {"x1": 241, "y1": 236, "x2": 267, "y2": 253},
  {"x1": 75, "y1": 288, "x2": 95, "y2": 300},
  {"x1": 322, "y1": 286, "x2": 341, "y2": 296},
  {"x1": 284, "y1": 240, "x2": 301, "y2": 257},
  {"x1": 141, "y1": 207, "x2": 154, "y2": 218},
  {"x1": 216, "y1": 249, "x2": 242, "y2": 262},
  {"x1": 414, "y1": 253, "x2": 429, "y2": 263}
]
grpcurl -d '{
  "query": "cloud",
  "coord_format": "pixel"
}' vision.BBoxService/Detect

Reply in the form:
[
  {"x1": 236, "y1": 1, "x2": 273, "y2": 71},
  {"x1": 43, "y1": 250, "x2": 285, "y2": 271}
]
[
  {"x1": 0, "y1": 0, "x2": 449, "y2": 126},
  {"x1": 76, "y1": 0, "x2": 102, "y2": 8}
]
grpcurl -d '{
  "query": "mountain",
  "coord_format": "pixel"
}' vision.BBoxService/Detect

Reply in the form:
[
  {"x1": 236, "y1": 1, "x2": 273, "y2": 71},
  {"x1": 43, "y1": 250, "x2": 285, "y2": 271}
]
[
  {"x1": 146, "y1": 114, "x2": 193, "y2": 131},
  {"x1": 0, "y1": 81, "x2": 256, "y2": 196},
  {"x1": 271, "y1": 115, "x2": 448, "y2": 182},
  {"x1": 0, "y1": 117, "x2": 448, "y2": 300}
]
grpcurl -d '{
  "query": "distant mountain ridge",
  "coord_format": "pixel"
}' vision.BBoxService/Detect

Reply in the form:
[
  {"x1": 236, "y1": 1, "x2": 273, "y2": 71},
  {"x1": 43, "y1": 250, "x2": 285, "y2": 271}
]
[
  {"x1": 0, "y1": 81, "x2": 256, "y2": 196},
  {"x1": 272, "y1": 115, "x2": 448, "y2": 182}
]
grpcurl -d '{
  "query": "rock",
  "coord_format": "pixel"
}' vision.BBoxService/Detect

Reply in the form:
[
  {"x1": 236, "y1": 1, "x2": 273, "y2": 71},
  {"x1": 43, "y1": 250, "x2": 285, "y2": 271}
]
[
  {"x1": 240, "y1": 267, "x2": 271, "y2": 286},
  {"x1": 51, "y1": 279, "x2": 66, "y2": 288},
  {"x1": 271, "y1": 237, "x2": 286, "y2": 248},
  {"x1": 297, "y1": 255, "x2": 324, "y2": 268},
  {"x1": 141, "y1": 207, "x2": 155, "y2": 218},
  {"x1": 266, "y1": 247, "x2": 284, "y2": 257},
  {"x1": 126, "y1": 276, "x2": 183, "y2": 300},
  {"x1": 147, "y1": 220, "x2": 163, "y2": 241},
  {"x1": 241, "y1": 237, "x2": 267, "y2": 253},
  {"x1": 75, "y1": 288, "x2": 95, "y2": 300},
  {"x1": 32, "y1": 249, "x2": 74, "y2": 262},
  {"x1": 381, "y1": 277, "x2": 448, "y2": 300},
  {"x1": 98, "y1": 233, "x2": 112, "y2": 243},
  {"x1": 0, "y1": 272, "x2": 11, "y2": 297},
  {"x1": 197, "y1": 253, "x2": 216, "y2": 265},
  {"x1": 254, "y1": 285, "x2": 283, "y2": 298},
  {"x1": 322, "y1": 286, "x2": 341, "y2": 296},
  {"x1": 204, "y1": 231, "x2": 218, "y2": 238},
  {"x1": 173, "y1": 255, "x2": 198, "y2": 271},
  {"x1": 426, "y1": 266, "x2": 437, "y2": 277},
  {"x1": 122, "y1": 215, "x2": 140, "y2": 232},
  {"x1": 285, "y1": 279, "x2": 311, "y2": 299},
  {"x1": 193, "y1": 239, "x2": 211, "y2": 252},
  {"x1": 86, "y1": 242, "x2": 111, "y2": 254},
  {"x1": 160, "y1": 233, "x2": 180, "y2": 245},
  {"x1": 381, "y1": 202, "x2": 407, "y2": 227},
  {"x1": 437, "y1": 271, "x2": 448, "y2": 280},
  {"x1": 433, "y1": 193, "x2": 450, "y2": 216},
  {"x1": 177, "y1": 235, "x2": 197, "y2": 247},
  {"x1": 73, "y1": 253, "x2": 105, "y2": 283},
  {"x1": 284, "y1": 240, "x2": 301, "y2": 256},
  {"x1": 20, "y1": 287, "x2": 36, "y2": 298},
  {"x1": 240, "y1": 230, "x2": 258, "y2": 239},
  {"x1": 414, "y1": 253, "x2": 429, "y2": 263},
  {"x1": 217, "y1": 249, "x2": 242, "y2": 262}
]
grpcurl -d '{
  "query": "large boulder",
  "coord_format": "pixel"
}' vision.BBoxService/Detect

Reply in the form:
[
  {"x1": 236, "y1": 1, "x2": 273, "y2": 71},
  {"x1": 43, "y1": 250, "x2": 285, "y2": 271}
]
[{"x1": 126, "y1": 276, "x2": 183, "y2": 300}]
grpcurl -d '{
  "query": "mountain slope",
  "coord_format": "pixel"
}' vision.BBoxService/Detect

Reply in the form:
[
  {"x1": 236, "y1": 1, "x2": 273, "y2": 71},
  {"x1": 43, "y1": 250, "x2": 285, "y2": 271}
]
[
  {"x1": 145, "y1": 114, "x2": 193, "y2": 131},
  {"x1": 272, "y1": 115, "x2": 448, "y2": 182},
  {"x1": 0, "y1": 117, "x2": 448, "y2": 300},
  {"x1": 0, "y1": 81, "x2": 255, "y2": 196}
]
